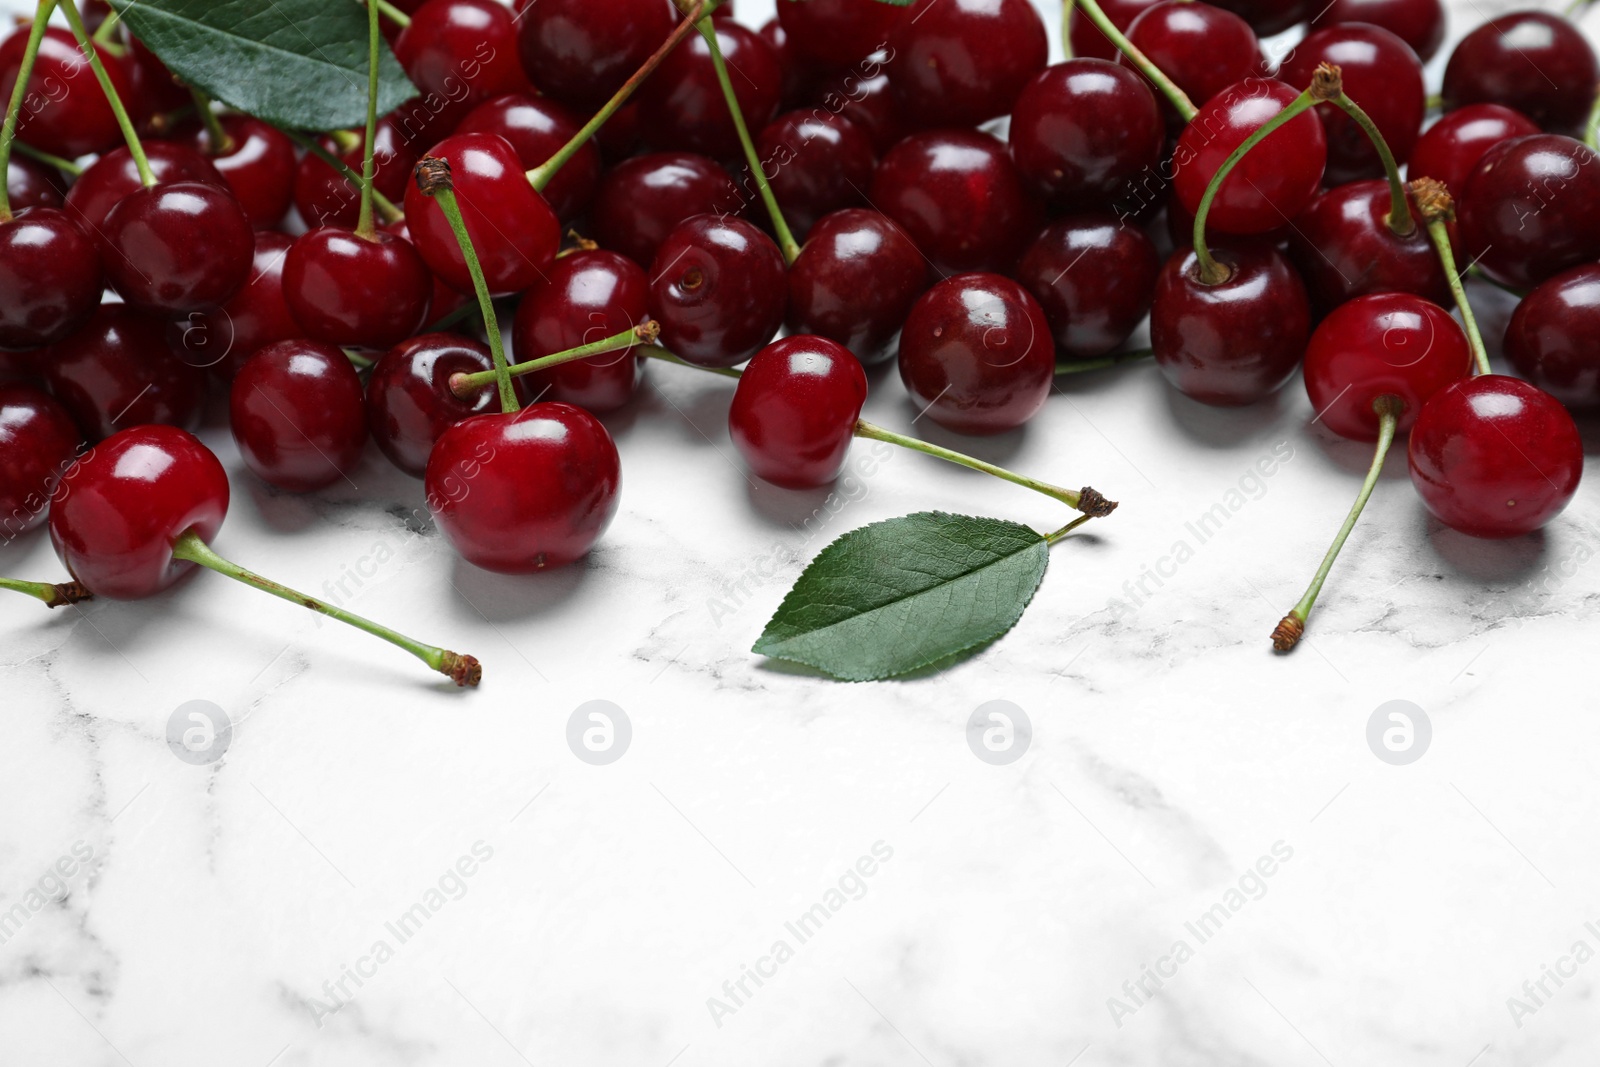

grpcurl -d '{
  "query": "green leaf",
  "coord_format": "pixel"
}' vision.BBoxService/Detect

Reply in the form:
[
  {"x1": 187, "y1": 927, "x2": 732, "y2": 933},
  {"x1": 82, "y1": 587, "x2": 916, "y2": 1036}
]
[
  {"x1": 107, "y1": 0, "x2": 416, "y2": 132},
  {"x1": 752, "y1": 512, "x2": 1049, "y2": 681}
]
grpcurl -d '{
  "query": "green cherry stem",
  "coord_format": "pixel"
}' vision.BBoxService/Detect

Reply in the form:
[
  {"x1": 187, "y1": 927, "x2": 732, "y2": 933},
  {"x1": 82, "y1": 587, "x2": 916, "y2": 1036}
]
[
  {"x1": 1327, "y1": 93, "x2": 1414, "y2": 235},
  {"x1": 424, "y1": 299, "x2": 479, "y2": 335},
  {"x1": 1054, "y1": 347, "x2": 1154, "y2": 375},
  {"x1": 356, "y1": 0, "x2": 383, "y2": 240},
  {"x1": 414, "y1": 156, "x2": 519, "y2": 414},
  {"x1": 92, "y1": 6, "x2": 122, "y2": 44},
  {"x1": 0, "y1": 0, "x2": 59, "y2": 221},
  {"x1": 59, "y1": 0, "x2": 153, "y2": 187},
  {"x1": 170, "y1": 530, "x2": 481, "y2": 686},
  {"x1": 1071, "y1": 0, "x2": 1196, "y2": 120},
  {"x1": 281, "y1": 129, "x2": 403, "y2": 223},
  {"x1": 369, "y1": 0, "x2": 412, "y2": 27},
  {"x1": 0, "y1": 576, "x2": 92, "y2": 608},
  {"x1": 13, "y1": 141, "x2": 83, "y2": 175},
  {"x1": 1586, "y1": 85, "x2": 1600, "y2": 150},
  {"x1": 639, "y1": 345, "x2": 744, "y2": 379},
  {"x1": 449, "y1": 321, "x2": 661, "y2": 399},
  {"x1": 1410, "y1": 177, "x2": 1491, "y2": 376},
  {"x1": 1060, "y1": 0, "x2": 1076, "y2": 59},
  {"x1": 1044, "y1": 513, "x2": 1094, "y2": 544},
  {"x1": 1272, "y1": 395, "x2": 1399, "y2": 651},
  {"x1": 189, "y1": 86, "x2": 236, "y2": 155}
]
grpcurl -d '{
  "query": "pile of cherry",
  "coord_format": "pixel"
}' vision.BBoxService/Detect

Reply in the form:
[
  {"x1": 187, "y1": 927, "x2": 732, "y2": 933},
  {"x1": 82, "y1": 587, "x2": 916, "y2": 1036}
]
[{"x1": 0, "y1": 0, "x2": 1595, "y2": 685}]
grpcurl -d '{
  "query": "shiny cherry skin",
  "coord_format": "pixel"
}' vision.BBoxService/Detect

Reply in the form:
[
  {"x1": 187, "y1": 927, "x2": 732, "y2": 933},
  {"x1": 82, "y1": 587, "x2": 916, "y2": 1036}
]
[
  {"x1": 101, "y1": 182, "x2": 254, "y2": 314},
  {"x1": 457, "y1": 92, "x2": 600, "y2": 224},
  {"x1": 394, "y1": 0, "x2": 532, "y2": 134},
  {"x1": 808, "y1": 63, "x2": 903, "y2": 155},
  {"x1": 49, "y1": 424, "x2": 230, "y2": 599},
  {"x1": 282, "y1": 228, "x2": 431, "y2": 349},
  {"x1": 1287, "y1": 181, "x2": 1448, "y2": 312},
  {"x1": 787, "y1": 208, "x2": 929, "y2": 365},
  {"x1": 890, "y1": 0, "x2": 1047, "y2": 129},
  {"x1": 1150, "y1": 244, "x2": 1311, "y2": 406},
  {"x1": 230, "y1": 340, "x2": 368, "y2": 492},
  {"x1": 1459, "y1": 134, "x2": 1600, "y2": 290},
  {"x1": 650, "y1": 215, "x2": 788, "y2": 369},
  {"x1": 778, "y1": 0, "x2": 906, "y2": 68},
  {"x1": 43, "y1": 305, "x2": 205, "y2": 441},
  {"x1": 1409, "y1": 376, "x2": 1583, "y2": 538},
  {"x1": 403, "y1": 132, "x2": 560, "y2": 297},
  {"x1": 1280, "y1": 24, "x2": 1425, "y2": 184},
  {"x1": 7, "y1": 155, "x2": 66, "y2": 212},
  {"x1": 1173, "y1": 79, "x2": 1327, "y2": 236},
  {"x1": 1209, "y1": 0, "x2": 1307, "y2": 36},
  {"x1": 64, "y1": 142, "x2": 227, "y2": 236},
  {"x1": 1311, "y1": 0, "x2": 1446, "y2": 61},
  {"x1": 755, "y1": 111, "x2": 874, "y2": 239},
  {"x1": 759, "y1": 18, "x2": 811, "y2": 109},
  {"x1": 366, "y1": 333, "x2": 498, "y2": 477},
  {"x1": 0, "y1": 209, "x2": 102, "y2": 351},
  {"x1": 1504, "y1": 264, "x2": 1600, "y2": 409},
  {"x1": 516, "y1": 0, "x2": 674, "y2": 111},
  {"x1": 590, "y1": 152, "x2": 742, "y2": 268},
  {"x1": 1302, "y1": 292, "x2": 1472, "y2": 441},
  {"x1": 1009, "y1": 59, "x2": 1164, "y2": 208},
  {"x1": 425, "y1": 404, "x2": 622, "y2": 573},
  {"x1": 184, "y1": 113, "x2": 298, "y2": 229},
  {"x1": 0, "y1": 27, "x2": 133, "y2": 159},
  {"x1": 1124, "y1": 2, "x2": 1261, "y2": 128},
  {"x1": 641, "y1": 21, "x2": 782, "y2": 159},
  {"x1": 870, "y1": 129, "x2": 1042, "y2": 278},
  {"x1": 385, "y1": 216, "x2": 471, "y2": 325},
  {"x1": 0, "y1": 384, "x2": 81, "y2": 537},
  {"x1": 730, "y1": 335, "x2": 870, "y2": 489},
  {"x1": 1443, "y1": 11, "x2": 1599, "y2": 135},
  {"x1": 1406, "y1": 103, "x2": 1539, "y2": 197},
  {"x1": 513, "y1": 250, "x2": 648, "y2": 414},
  {"x1": 172, "y1": 230, "x2": 300, "y2": 381},
  {"x1": 1069, "y1": 0, "x2": 1163, "y2": 61},
  {"x1": 1015, "y1": 214, "x2": 1160, "y2": 361},
  {"x1": 293, "y1": 117, "x2": 421, "y2": 230},
  {"x1": 897, "y1": 273, "x2": 1055, "y2": 435}
]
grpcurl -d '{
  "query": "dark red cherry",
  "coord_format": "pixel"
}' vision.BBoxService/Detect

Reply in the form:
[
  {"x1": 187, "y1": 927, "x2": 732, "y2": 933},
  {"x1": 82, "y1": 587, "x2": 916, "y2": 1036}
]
[
  {"x1": 124, "y1": 35, "x2": 190, "y2": 128},
  {"x1": 1409, "y1": 375, "x2": 1583, "y2": 538},
  {"x1": 787, "y1": 208, "x2": 929, "y2": 365},
  {"x1": 590, "y1": 152, "x2": 742, "y2": 269},
  {"x1": 184, "y1": 114, "x2": 298, "y2": 229},
  {"x1": 890, "y1": 0, "x2": 1047, "y2": 129},
  {"x1": 6, "y1": 155, "x2": 66, "y2": 212},
  {"x1": 367, "y1": 332, "x2": 497, "y2": 477},
  {"x1": 293, "y1": 117, "x2": 422, "y2": 230},
  {"x1": 171, "y1": 230, "x2": 299, "y2": 381},
  {"x1": 1443, "y1": 11, "x2": 1599, "y2": 135},
  {"x1": 1311, "y1": 0, "x2": 1446, "y2": 61},
  {"x1": 394, "y1": 0, "x2": 533, "y2": 133},
  {"x1": 1124, "y1": 1, "x2": 1261, "y2": 128},
  {"x1": 513, "y1": 249, "x2": 648, "y2": 414},
  {"x1": 230, "y1": 340, "x2": 368, "y2": 492},
  {"x1": 1068, "y1": 0, "x2": 1163, "y2": 61},
  {"x1": 282, "y1": 228, "x2": 431, "y2": 349},
  {"x1": 870, "y1": 129, "x2": 1042, "y2": 278},
  {"x1": 402, "y1": 132, "x2": 560, "y2": 296},
  {"x1": 754, "y1": 110, "x2": 874, "y2": 239},
  {"x1": 650, "y1": 214, "x2": 787, "y2": 369},
  {"x1": 1504, "y1": 264, "x2": 1600, "y2": 409},
  {"x1": 385, "y1": 216, "x2": 471, "y2": 325},
  {"x1": 1209, "y1": 0, "x2": 1307, "y2": 37},
  {"x1": 64, "y1": 142, "x2": 227, "y2": 236},
  {"x1": 43, "y1": 305, "x2": 205, "y2": 440},
  {"x1": 425, "y1": 404, "x2": 621, "y2": 572},
  {"x1": 1458, "y1": 134, "x2": 1600, "y2": 290},
  {"x1": 1287, "y1": 180, "x2": 1447, "y2": 312},
  {"x1": 730, "y1": 335, "x2": 869, "y2": 488},
  {"x1": 0, "y1": 209, "x2": 102, "y2": 351},
  {"x1": 641, "y1": 21, "x2": 782, "y2": 159},
  {"x1": 777, "y1": 0, "x2": 905, "y2": 68},
  {"x1": 1149, "y1": 243, "x2": 1311, "y2": 406},
  {"x1": 101, "y1": 181, "x2": 254, "y2": 314},
  {"x1": 1406, "y1": 103, "x2": 1538, "y2": 198},
  {"x1": 1015, "y1": 214, "x2": 1160, "y2": 361},
  {"x1": 0, "y1": 27, "x2": 133, "y2": 159},
  {"x1": 897, "y1": 272, "x2": 1055, "y2": 435},
  {"x1": 1009, "y1": 59, "x2": 1164, "y2": 208},
  {"x1": 1173, "y1": 79, "x2": 1327, "y2": 235},
  {"x1": 1280, "y1": 24, "x2": 1425, "y2": 184},
  {"x1": 80, "y1": 0, "x2": 115, "y2": 34},
  {"x1": 456, "y1": 92, "x2": 601, "y2": 223},
  {"x1": 516, "y1": 0, "x2": 674, "y2": 111},
  {"x1": 0, "y1": 384, "x2": 81, "y2": 538},
  {"x1": 593, "y1": 100, "x2": 644, "y2": 163},
  {"x1": 758, "y1": 18, "x2": 811, "y2": 109},
  {"x1": 807, "y1": 61, "x2": 903, "y2": 154},
  {"x1": 49, "y1": 424, "x2": 229, "y2": 599}
]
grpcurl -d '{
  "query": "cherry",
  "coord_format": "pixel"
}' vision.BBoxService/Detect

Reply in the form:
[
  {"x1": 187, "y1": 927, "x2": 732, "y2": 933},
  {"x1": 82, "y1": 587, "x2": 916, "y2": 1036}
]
[
  {"x1": 6, "y1": 155, "x2": 66, "y2": 212},
  {"x1": 425, "y1": 404, "x2": 622, "y2": 572},
  {"x1": 1442, "y1": 11, "x2": 1599, "y2": 136},
  {"x1": 282, "y1": 227, "x2": 431, "y2": 349},
  {"x1": 385, "y1": 216, "x2": 471, "y2": 325},
  {"x1": 1123, "y1": 2, "x2": 1261, "y2": 128},
  {"x1": 650, "y1": 214, "x2": 787, "y2": 369},
  {"x1": 1280, "y1": 25, "x2": 1425, "y2": 185},
  {"x1": 394, "y1": 0, "x2": 532, "y2": 135},
  {"x1": 754, "y1": 110, "x2": 873, "y2": 239},
  {"x1": 516, "y1": 0, "x2": 674, "y2": 112},
  {"x1": 1406, "y1": 103, "x2": 1539, "y2": 198},
  {"x1": 0, "y1": 384, "x2": 81, "y2": 538},
  {"x1": 1504, "y1": 264, "x2": 1600, "y2": 409},
  {"x1": 229, "y1": 340, "x2": 368, "y2": 492},
  {"x1": 778, "y1": 0, "x2": 905, "y2": 68},
  {"x1": 889, "y1": 0, "x2": 1048, "y2": 129},
  {"x1": 897, "y1": 272, "x2": 1055, "y2": 435},
  {"x1": 42, "y1": 304, "x2": 205, "y2": 441},
  {"x1": 456, "y1": 92, "x2": 600, "y2": 224},
  {"x1": 1311, "y1": 0, "x2": 1446, "y2": 62},
  {"x1": 786, "y1": 208, "x2": 929, "y2": 365},
  {"x1": 1408, "y1": 375, "x2": 1583, "y2": 538},
  {"x1": 758, "y1": 18, "x2": 811, "y2": 109},
  {"x1": 293, "y1": 118, "x2": 421, "y2": 230},
  {"x1": 1458, "y1": 134, "x2": 1600, "y2": 290},
  {"x1": 367, "y1": 332, "x2": 498, "y2": 477},
  {"x1": 402, "y1": 132, "x2": 560, "y2": 297},
  {"x1": 1209, "y1": 0, "x2": 1307, "y2": 36},
  {"x1": 0, "y1": 208, "x2": 102, "y2": 351},
  {"x1": 594, "y1": 100, "x2": 645, "y2": 163},
  {"x1": 640, "y1": 20, "x2": 782, "y2": 159},
  {"x1": 1149, "y1": 243, "x2": 1311, "y2": 406},
  {"x1": 1009, "y1": 59, "x2": 1165, "y2": 208},
  {"x1": 807, "y1": 61, "x2": 903, "y2": 155},
  {"x1": 124, "y1": 36, "x2": 190, "y2": 129},
  {"x1": 1286, "y1": 180, "x2": 1447, "y2": 312},
  {"x1": 730, "y1": 335, "x2": 869, "y2": 489},
  {"x1": 184, "y1": 113, "x2": 298, "y2": 229},
  {"x1": 100, "y1": 181, "x2": 254, "y2": 315},
  {"x1": 64, "y1": 142, "x2": 227, "y2": 236},
  {"x1": 591, "y1": 152, "x2": 742, "y2": 268},
  {"x1": 870, "y1": 129, "x2": 1042, "y2": 278},
  {"x1": 1014, "y1": 214, "x2": 1160, "y2": 361},
  {"x1": 1069, "y1": 0, "x2": 1163, "y2": 62},
  {"x1": 171, "y1": 230, "x2": 299, "y2": 381},
  {"x1": 0, "y1": 26, "x2": 132, "y2": 159},
  {"x1": 513, "y1": 249, "x2": 648, "y2": 413}
]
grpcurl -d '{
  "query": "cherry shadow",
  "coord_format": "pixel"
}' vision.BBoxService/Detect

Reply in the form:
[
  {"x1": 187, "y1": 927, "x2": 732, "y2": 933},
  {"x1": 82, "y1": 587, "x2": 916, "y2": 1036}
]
[{"x1": 1159, "y1": 375, "x2": 1296, "y2": 448}]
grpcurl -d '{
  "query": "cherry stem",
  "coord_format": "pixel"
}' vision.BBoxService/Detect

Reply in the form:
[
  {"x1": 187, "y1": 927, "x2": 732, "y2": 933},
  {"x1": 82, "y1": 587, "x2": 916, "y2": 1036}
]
[
  {"x1": 415, "y1": 157, "x2": 519, "y2": 414},
  {"x1": 1326, "y1": 94, "x2": 1413, "y2": 235},
  {"x1": 1044, "y1": 513, "x2": 1093, "y2": 545},
  {"x1": 1060, "y1": 0, "x2": 1076, "y2": 59},
  {"x1": 1587, "y1": 86, "x2": 1600, "y2": 150},
  {"x1": 1055, "y1": 347, "x2": 1153, "y2": 374},
  {"x1": 1467, "y1": 262, "x2": 1527, "y2": 299},
  {"x1": 369, "y1": 0, "x2": 411, "y2": 27},
  {"x1": 526, "y1": 0, "x2": 708, "y2": 193},
  {"x1": 695, "y1": 13, "x2": 801, "y2": 264},
  {"x1": 0, "y1": 576, "x2": 92, "y2": 608},
  {"x1": 0, "y1": 0, "x2": 59, "y2": 222},
  {"x1": 281, "y1": 129, "x2": 403, "y2": 223},
  {"x1": 1410, "y1": 176, "x2": 1491, "y2": 376},
  {"x1": 92, "y1": 6, "x2": 122, "y2": 44},
  {"x1": 1071, "y1": 0, "x2": 1196, "y2": 120},
  {"x1": 59, "y1": 0, "x2": 153, "y2": 187},
  {"x1": 355, "y1": 0, "x2": 382, "y2": 240},
  {"x1": 639, "y1": 345, "x2": 744, "y2": 378},
  {"x1": 424, "y1": 300, "x2": 479, "y2": 335},
  {"x1": 1272, "y1": 395, "x2": 1399, "y2": 652},
  {"x1": 449, "y1": 321, "x2": 660, "y2": 399},
  {"x1": 13, "y1": 141, "x2": 83, "y2": 175},
  {"x1": 189, "y1": 86, "x2": 235, "y2": 155},
  {"x1": 343, "y1": 348, "x2": 376, "y2": 370},
  {"x1": 170, "y1": 530, "x2": 481, "y2": 687}
]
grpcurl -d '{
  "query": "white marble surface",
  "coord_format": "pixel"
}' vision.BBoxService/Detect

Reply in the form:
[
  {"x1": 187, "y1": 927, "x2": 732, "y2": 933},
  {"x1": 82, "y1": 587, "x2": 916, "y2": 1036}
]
[{"x1": 5, "y1": 0, "x2": 1600, "y2": 1064}]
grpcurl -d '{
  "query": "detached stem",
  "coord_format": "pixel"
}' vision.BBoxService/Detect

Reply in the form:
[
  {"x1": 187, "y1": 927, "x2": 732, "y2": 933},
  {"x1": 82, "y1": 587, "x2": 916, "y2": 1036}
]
[
  {"x1": 282, "y1": 129, "x2": 403, "y2": 223},
  {"x1": 0, "y1": 576, "x2": 92, "y2": 608},
  {"x1": 1072, "y1": 0, "x2": 1195, "y2": 120},
  {"x1": 450, "y1": 322, "x2": 659, "y2": 398},
  {"x1": 0, "y1": 0, "x2": 60, "y2": 221},
  {"x1": 189, "y1": 86, "x2": 235, "y2": 155},
  {"x1": 1410, "y1": 177, "x2": 1491, "y2": 376},
  {"x1": 1327, "y1": 93, "x2": 1414, "y2": 235},
  {"x1": 355, "y1": 0, "x2": 382, "y2": 240},
  {"x1": 59, "y1": 0, "x2": 152, "y2": 186},
  {"x1": 1044, "y1": 513, "x2": 1094, "y2": 545}
]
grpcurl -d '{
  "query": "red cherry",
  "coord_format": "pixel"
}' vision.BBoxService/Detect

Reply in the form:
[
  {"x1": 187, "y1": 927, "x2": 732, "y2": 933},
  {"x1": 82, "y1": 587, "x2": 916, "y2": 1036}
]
[
  {"x1": 1009, "y1": 59, "x2": 1165, "y2": 208},
  {"x1": 758, "y1": 18, "x2": 811, "y2": 110},
  {"x1": 1280, "y1": 24, "x2": 1425, "y2": 184},
  {"x1": 1311, "y1": 0, "x2": 1446, "y2": 61},
  {"x1": 1123, "y1": 1, "x2": 1262, "y2": 128},
  {"x1": 367, "y1": 332, "x2": 498, "y2": 477},
  {"x1": 394, "y1": 0, "x2": 532, "y2": 134},
  {"x1": 1209, "y1": 0, "x2": 1308, "y2": 36},
  {"x1": 6, "y1": 155, "x2": 66, "y2": 212},
  {"x1": 43, "y1": 305, "x2": 205, "y2": 441},
  {"x1": 730, "y1": 335, "x2": 869, "y2": 488},
  {"x1": 1504, "y1": 264, "x2": 1600, "y2": 409},
  {"x1": 0, "y1": 384, "x2": 81, "y2": 538},
  {"x1": 456, "y1": 92, "x2": 601, "y2": 224},
  {"x1": 171, "y1": 230, "x2": 299, "y2": 382},
  {"x1": 282, "y1": 228, "x2": 431, "y2": 349},
  {"x1": 897, "y1": 272, "x2": 1055, "y2": 435},
  {"x1": 806, "y1": 61, "x2": 903, "y2": 155},
  {"x1": 777, "y1": 0, "x2": 905, "y2": 68},
  {"x1": 1443, "y1": 11, "x2": 1599, "y2": 135},
  {"x1": 101, "y1": 181, "x2": 254, "y2": 314},
  {"x1": 889, "y1": 0, "x2": 1047, "y2": 129},
  {"x1": 649, "y1": 214, "x2": 788, "y2": 369},
  {"x1": 385, "y1": 216, "x2": 471, "y2": 325},
  {"x1": 1458, "y1": 134, "x2": 1600, "y2": 290},
  {"x1": 1408, "y1": 375, "x2": 1583, "y2": 538},
  {"x1": 0, "y1": 208, "x2": 102, "y2": 350},
  {"x1": 425, "y1": 404, "x2": 622, "y2": 572},
  {"x1": 1406, "y1": 103, "x2": 1538, "y2": 198},
  {"x1": 513, "y1": 249, "x2": 648, "y2": 414},
  {"x1": 754, "y1": 110, "x2": 874, "y2": 239},
  {"x1": 1286, "y1": 181, "x2": 1448, "y2": 312},
  {"x1": 516, "y1": 0, "x2": 674, "y2": 112},
  {"x1": 0, "y1": 27, "x2": 133, "y2": 159},
  {"x1": 184, "y1": 114, "x2": 298, "y2": 229},
  {"x1": 1068, "y1": 0, "x2": 1163, "y2": 61},
  {"x1": 229, "y1": 340, "x2": 368, "y2": 492},
  {"x1": 64, "y1": 142, "x2": 227, "y2": 236},
  {"x1": 590, "y1": 152, "x2": 742, "y2": 268},
  {"x1": 292, "y1": 117, "x2": 421, "y2": 230},
  {"x1": 787, "y1": 208, "x2": 930, "y2": 365},
  {"x1": 640, "y1": 21, "x2": 782, "y2": 159},
  {"x1": 124, "y1": 35, "x2": 191, "y2": 128},
  {"x1": 1014, "y1": 214, "x2": 1160, "y2": 361}
]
